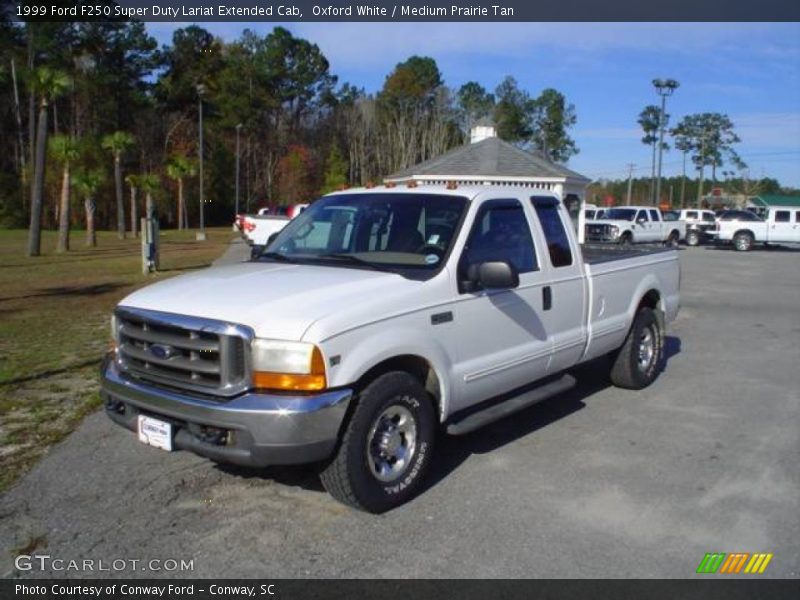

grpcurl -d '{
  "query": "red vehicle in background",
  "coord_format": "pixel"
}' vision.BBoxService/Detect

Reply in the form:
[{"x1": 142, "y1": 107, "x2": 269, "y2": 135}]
[{"x1": 234, "y1": 204, "x2": 308, "y2": 232}]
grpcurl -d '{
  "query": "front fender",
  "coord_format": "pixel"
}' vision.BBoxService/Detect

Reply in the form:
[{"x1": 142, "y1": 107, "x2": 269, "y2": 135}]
[{"x1": 321, "y1": 326, "x2": 454, "y2": 421}]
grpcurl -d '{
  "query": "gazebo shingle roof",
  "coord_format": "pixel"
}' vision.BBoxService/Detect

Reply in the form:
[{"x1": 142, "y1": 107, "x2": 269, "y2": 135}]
[{"x1": 386, "y1": 136, "x2": 589, "y2": 182}]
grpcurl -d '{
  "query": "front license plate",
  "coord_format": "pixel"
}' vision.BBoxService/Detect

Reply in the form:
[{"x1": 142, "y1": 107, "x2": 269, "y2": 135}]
[{"x1": 137, "y1": 415, "x2": 173, "y2": 451}]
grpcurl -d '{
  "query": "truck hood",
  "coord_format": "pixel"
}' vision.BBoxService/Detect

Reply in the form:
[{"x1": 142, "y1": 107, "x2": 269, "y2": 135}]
[{"x1": 118, "y1": 261, "x2": 410, "y2": 340}]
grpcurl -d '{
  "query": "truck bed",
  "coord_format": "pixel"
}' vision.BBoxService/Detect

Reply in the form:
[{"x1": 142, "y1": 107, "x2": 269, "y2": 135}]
[{"x1": 581, "y1": 244, "x2": 673, "y2": 265}]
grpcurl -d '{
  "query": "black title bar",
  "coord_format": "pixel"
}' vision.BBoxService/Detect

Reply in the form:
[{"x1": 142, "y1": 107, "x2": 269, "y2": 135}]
[
  {"x1": 7, "y1": 0, "x2": 800, "y2": 22},
  {"x1": 4, "y1": 579, "x2": 800, "y2": 600}
]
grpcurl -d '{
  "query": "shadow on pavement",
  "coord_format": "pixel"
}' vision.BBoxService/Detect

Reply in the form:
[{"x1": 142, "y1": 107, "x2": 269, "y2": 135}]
[{"x1": 214, "y1": 335, "x2": 683, "y2": 503}]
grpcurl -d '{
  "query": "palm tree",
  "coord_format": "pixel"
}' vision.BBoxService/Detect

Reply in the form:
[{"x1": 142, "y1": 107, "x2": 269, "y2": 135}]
[
  {"x1": 166, "y1": 154, "x2": 196, "y2": 230},
  {"x1": 139, "y1": 173, "x2": 160, "y2": 220},
  {"x1": 101, "y1": 131, "x2": 135, "y2": 240},
  {"x1": 48, "y1": 134, "x2": 79, "y2": 252},
  {"x1": 73, "y1": 169, "x2": 105, "y2": 247},
  {"x1": 125, "y1": 173, "x2": 141, "y2": 237},
  {"x1": 27, "y1": 67, "x2": 70, "y2": 256}
]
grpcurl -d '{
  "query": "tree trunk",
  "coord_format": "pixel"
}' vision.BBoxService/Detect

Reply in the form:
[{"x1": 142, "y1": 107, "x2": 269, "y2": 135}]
[
  {"x1": 56, "y1": 164, "x2": 71, "y2": 252},
  {"x1": 180, "y1": 179, "x2": 188, "y2": 230},
  {"x1": 27, "y1": 102, "x2": 48, "y2": 257},
  {"x1": 649, "y1": 140, "x2": 657, "y2": 205},
  {"x1": 146, "y1": 192, "x2": 153, "y2": 219},
  {"x1": 115, "y1": 154, "x2": 125, "y2": 239},
  {"x1": 85, "y1": 198, "x2": 96, "y2": 247},
  {"x1": 177, "y1": 178, "x2": 183, "y2": 230},
  {"x1": 26, "y1": 26, "x2": 34, "y2": 212},
  {"x1": 130, "y1": 186, "x2": 138, "y2": 237}
]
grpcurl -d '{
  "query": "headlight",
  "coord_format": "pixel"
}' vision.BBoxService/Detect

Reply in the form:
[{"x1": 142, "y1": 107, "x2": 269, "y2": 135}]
[
  {"x1": 251, "y1": 339, "x2": 327, "y2": 392},
  {"x1": 609, "y1": 225, "x2": 620, "y2": 237}
]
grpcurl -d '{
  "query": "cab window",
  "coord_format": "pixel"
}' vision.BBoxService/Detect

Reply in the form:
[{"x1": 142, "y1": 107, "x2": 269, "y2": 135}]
[
  {"x1": 459, "y1": 200, "x2": 537, "y2": 288},
  {"x1": 532, "y1": 197, "x2": 574, "y2": 267},
  {"x1": 774, "y1": 210, "x2": 790, "y2": 223},
  {"x1": 648, "y1": 209, "x2": 660, "y2": 222},
  {"x1": 636, "y1": 210, "x2": 649, "y2": 222}
]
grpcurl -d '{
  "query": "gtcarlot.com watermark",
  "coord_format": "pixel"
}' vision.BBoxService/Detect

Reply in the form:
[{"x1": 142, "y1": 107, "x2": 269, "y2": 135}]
[{"x1": 14, "y1": 554, "x2": 194, "y2": 573}]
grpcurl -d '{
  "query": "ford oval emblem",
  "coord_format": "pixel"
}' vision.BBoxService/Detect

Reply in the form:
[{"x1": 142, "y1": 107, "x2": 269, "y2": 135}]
[{"x1": 149, "y1": 344, "x2": 175, "y2": 360}]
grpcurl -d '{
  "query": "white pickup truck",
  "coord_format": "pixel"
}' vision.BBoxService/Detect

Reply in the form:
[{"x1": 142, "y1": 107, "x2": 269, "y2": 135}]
[
  {"x1": 240, "y1": 204, "x2": 310, "y2": 258},
  {"x1": 585, "y1": 206, "x2": 685, "y2": 246},
  {"x1": 240, "y1": 214, "x2": 291, "y2": 258},
  {"x1": 710, "y1": 206, "x2": 800, "y2": 251},
  {"x1": 102, "y1": 186, "x2": 680, "y2": 512}
]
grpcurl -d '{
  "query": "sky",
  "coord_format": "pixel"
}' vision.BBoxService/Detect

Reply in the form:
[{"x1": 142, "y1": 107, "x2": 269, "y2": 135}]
[{"x1": 146, "y1": 22, "x2": 800, "y2": 188}]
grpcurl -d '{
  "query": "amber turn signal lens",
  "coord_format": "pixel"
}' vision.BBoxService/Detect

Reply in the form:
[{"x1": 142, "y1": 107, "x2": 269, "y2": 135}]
[
  {"x1": 253, "y1": 346, "x2": 327, "y2": 392},
  {"x1": 252, "y1": 372, "x2": 326, "y2": 392}
]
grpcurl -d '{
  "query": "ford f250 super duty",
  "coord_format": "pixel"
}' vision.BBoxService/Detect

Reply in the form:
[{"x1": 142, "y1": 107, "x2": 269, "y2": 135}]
[
  {"x1": 101, "y1": 185, "x2": 680, "y2": 512},
  {"x1": 585, "y1": 206, "x2": 685, "y2": 246}
]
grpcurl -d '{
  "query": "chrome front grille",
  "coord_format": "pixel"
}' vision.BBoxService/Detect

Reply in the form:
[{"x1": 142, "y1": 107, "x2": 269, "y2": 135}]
[
  {"x1": 586, "y1": 224, "x2": 610, "y2": 240},
  {"x1": 114, "y1": 308, "x2": 251, "y2": 398}
]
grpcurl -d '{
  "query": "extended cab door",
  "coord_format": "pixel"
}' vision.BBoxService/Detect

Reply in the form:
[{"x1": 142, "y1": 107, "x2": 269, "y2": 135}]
[
  {"x1": 648, "y1": 209, "x2": 666, "y2": 241},
  {"x1": 449, "y1": 197, "x2": 552, "y2": 411},
  {"x1": 768, "y1": 209, "x2": 797, "y2": 243},
  {"x1": 529, "y1": 196, "x2": 588, "y2": 372}
]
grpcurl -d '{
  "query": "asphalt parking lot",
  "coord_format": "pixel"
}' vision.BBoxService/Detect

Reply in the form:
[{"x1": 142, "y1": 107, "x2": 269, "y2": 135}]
[{"x1": 1, "y1": 242, "x2": 798, "y2": 578}]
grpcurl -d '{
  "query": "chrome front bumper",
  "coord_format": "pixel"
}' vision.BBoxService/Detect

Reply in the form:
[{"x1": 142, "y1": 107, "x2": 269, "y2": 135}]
[{"x1": 101, "y1": 356, "x2": 352, "y2": 467}]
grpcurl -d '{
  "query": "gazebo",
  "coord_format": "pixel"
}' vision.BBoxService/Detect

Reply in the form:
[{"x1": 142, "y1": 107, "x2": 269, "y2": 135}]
[{"x1": 384, "y1": 121, "x2": 591, "y2": 240}]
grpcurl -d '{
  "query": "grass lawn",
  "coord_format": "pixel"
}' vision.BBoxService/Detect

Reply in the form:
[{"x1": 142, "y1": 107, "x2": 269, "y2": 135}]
[{"x1": 0, "y1": 227, "x2": 234, "y2": 492}]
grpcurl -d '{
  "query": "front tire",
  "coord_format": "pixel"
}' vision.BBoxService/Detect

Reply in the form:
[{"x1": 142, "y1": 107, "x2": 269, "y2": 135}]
[
  {"x1": 686, "y1": 230, "x2": 700, "y2": 246},
  {"x1": 610, "y1": 307, "x2": 663, "y2": 390},
  {"x1": 619, "y1": 233, "x2": 633, "y2": 247},
  {"x1": 320, "y1": 372, "x2": 436, "y2": 513},
  {"x1": 733, "y1": 231, "x2": 753, "y2": 252},
  {"x1": 665, "y1": 231, "x2": 680, "y2": 248}
]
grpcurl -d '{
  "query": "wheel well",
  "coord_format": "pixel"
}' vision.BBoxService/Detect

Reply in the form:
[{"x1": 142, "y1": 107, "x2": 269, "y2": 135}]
[
  {"x1": 637, "y1": 289, "x2": 665, "y2": 332},
  {"x1": 355, "y1": 355, "x2": 442, "y2": 417},
  {"x1": 669, "y1": 229, "x2": 680, "y2": 238},
  {"x1": 733, "y1": 229, "x2": 754, "y2": 239},
  {"x1": 638, "y1": 289, "x2": 661, "y2": 312}
]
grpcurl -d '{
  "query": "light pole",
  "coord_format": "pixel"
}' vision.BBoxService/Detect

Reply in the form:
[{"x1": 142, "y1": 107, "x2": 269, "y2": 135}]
[
  {"x1": 652, "y1": 78, "x2": 679, "y2": 207},
  {"x1": 196, "y1": 83, "x2": 207, "y2": 241},
  {"x1": 235, "y1": 123, "x2": 242, "y2": 217}
]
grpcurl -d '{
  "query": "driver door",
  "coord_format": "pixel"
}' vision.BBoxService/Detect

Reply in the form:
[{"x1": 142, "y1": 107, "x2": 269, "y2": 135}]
[{"x1": 449, "y1": 197, "x2": 552, "y2": 412}]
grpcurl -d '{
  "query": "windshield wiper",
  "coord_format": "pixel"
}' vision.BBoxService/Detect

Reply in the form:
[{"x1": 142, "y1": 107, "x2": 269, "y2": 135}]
[
  {"x1": 316, "y1": 253, "x2": 389, "y2": 271},
  {"x1": 257, "y1": 251, "x2": 294, "y2": 263}
]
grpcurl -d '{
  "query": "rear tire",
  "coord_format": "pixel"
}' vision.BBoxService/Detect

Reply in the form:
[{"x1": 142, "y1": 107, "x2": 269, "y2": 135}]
[
  {"x1": 320, "y1": 372, "x2": 436, "y2": 513},
  {"x1": 733, "y1": 231, "x2": 753, "y2": 252},
  {"x1": 610, "y1": 307, "x2": 663, "y2": 390}
]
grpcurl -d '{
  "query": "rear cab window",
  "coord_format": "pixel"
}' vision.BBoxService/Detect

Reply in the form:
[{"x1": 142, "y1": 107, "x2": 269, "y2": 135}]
[
  {"x1": 531, "y1": 196, "x2": 574, "y2": 268},
  {"x1": 648, "y1": 209, "x2": 660, "y2": 222},
  {"x1": 774, "y1": 210, "x2": 790, "y2": 223}
]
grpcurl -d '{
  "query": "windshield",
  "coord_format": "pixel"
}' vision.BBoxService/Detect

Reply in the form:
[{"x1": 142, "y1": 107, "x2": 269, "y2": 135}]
[
  {"x1": 262, "y1": 192, "x2": 467, "y2": 273},
  {"x1": 604, "y1": 208, "x2": 637, "y2": 221}
]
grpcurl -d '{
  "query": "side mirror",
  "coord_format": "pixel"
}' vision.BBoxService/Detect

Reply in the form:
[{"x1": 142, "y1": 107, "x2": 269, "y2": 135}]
[{"x1": 477, "y1": 261, "x2": 519, "y2": 290}]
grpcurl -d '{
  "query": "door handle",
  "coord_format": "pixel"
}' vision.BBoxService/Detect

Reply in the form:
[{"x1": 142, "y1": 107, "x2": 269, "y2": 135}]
[{"x1": 543, "y1": 286, "x2": 552, "y2": 311}]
